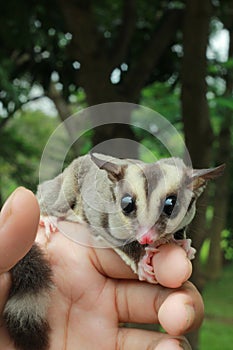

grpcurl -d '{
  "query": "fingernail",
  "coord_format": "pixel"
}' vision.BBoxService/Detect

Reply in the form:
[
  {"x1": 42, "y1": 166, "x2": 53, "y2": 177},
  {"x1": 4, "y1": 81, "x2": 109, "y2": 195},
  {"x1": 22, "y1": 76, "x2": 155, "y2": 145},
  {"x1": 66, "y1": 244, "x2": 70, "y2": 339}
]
[
  {"x1": 180, "y1": 339, "x2": 192, "y2": 350},
  {"x1": 185, "y1": 304, "x2": 195, "y2": 329},
  {"x1": 177, "y1": 337, "x2": 192, "y2": 350},
  {"x1": 155, "y1": 338, "x2": 191, "y2": 350}
]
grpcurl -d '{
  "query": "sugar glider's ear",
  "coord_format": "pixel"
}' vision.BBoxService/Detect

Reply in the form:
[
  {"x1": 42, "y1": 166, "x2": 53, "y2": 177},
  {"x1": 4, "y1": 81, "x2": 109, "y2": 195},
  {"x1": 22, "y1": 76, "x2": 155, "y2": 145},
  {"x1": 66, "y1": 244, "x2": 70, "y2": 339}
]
[
  {"x1": 188, "y1": 163, "x2": 225, "y2": 195},
  {"x1": 90, "y1": 152, "x2": 125, "y2": 182},
  {"x1": 37, "y1": 167, "x2": 77, "y2": 217}
]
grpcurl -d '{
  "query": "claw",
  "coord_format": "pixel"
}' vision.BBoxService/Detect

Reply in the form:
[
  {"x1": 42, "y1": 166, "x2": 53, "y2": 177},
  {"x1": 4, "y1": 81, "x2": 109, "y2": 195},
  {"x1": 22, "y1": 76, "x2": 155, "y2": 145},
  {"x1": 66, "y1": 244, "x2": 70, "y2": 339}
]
[
  {"x1": 137, "y1": 236, "x2": 196, "y2": 284},
  {"x1": 39, "y1": 215, "x2": 59, "y2": 239},
  {"x1": 173, "y1": 237, "x2": 196, "y2": 260},
  {"x1": 137, "y1": 246, "x2": 159, "y2": 283}
]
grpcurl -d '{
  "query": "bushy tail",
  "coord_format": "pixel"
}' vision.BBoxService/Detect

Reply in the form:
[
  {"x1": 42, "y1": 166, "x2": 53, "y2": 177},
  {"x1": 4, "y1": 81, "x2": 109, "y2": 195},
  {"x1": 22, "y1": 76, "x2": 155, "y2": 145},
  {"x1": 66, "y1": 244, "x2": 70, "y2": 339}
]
[{"x1": 3, "y1": 244, "x2": 53, "y2": 350}]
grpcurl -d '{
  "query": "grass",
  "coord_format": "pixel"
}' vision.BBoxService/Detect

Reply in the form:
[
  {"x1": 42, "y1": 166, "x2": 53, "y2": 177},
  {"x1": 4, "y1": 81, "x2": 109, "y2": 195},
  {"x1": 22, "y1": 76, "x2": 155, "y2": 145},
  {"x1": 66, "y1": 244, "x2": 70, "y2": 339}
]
[{"x1": 199, "y1": 263, "x2": 233, "y2": 350}]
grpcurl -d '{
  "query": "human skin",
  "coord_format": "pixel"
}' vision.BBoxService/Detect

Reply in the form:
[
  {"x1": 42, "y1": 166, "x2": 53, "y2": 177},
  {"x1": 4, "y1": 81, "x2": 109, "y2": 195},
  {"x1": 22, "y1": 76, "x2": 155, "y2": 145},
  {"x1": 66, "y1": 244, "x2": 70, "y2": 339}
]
[{"x1": 0, "y1": 188, "x2": 204, "y2": 350}]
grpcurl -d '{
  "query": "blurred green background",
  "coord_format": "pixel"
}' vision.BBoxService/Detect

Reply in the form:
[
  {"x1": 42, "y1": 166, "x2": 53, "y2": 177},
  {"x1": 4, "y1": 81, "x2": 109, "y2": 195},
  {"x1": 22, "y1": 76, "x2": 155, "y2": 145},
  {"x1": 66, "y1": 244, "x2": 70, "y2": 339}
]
[{"x1": 0, "y1": 1, "x2": 232, "y2": 349}]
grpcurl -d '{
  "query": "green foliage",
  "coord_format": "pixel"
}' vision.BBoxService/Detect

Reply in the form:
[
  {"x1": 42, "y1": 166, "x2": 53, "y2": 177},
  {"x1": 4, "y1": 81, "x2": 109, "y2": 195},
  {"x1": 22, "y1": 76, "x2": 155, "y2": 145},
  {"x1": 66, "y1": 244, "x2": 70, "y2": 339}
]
[
  {"x1": 199, "y1": 239, "x2": 210, "y2": 266},
  {"x1": 205, "y1": 38, "x2": 233, "y2": 259},
  {"x1": 141, "y1": 81, "x2": 181, "y2": 121},
  {"x1": 200, "y1": 321, "x2": 233, "y2": 350},
  {"x1": 215, "y1": 96, "x2": 233, "y2": 110},
  {"x1": 200, "y1": 263, "x2": 233, "y2": 350},
  {"x1": 0, "y1": 110, "x2": 58, "y2": 204},
  {"x1": 221, "y1": 229, "x2": 233, "y2": 261},
  {"x1": 135, "y1": 81, "x2": 183, "y2": 161},
  {"x1": 0, "y1": 0, "x2": 77, "y2": 119}
]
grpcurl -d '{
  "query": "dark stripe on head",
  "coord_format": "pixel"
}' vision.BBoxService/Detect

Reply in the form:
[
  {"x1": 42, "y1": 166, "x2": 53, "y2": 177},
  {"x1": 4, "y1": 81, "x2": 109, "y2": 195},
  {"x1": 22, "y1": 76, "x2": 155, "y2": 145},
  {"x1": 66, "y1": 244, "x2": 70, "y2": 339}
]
[
  {"x1": 101, "y1": 215, "x2": 136, "y2": 246},
  {"x1": 142, "y1": 164, "x2": 163, "y2": 201},
  {"x1": 110, "y1": 185, "x2": 116, "y2": 202},
  {"x1": 140, "y1": 171, "x2": 148, "y2": 199}
]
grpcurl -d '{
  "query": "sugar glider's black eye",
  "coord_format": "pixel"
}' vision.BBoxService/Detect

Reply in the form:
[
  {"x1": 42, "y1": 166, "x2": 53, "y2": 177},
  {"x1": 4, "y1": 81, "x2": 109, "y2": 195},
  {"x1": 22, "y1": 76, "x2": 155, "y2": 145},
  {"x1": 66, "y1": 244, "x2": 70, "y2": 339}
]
[
  {"x1": 163, "y1": 195, "x2": 177, "y2": 216},
  {"x1": 121, "y1": 194, "x2": 136, "y2": 215}
]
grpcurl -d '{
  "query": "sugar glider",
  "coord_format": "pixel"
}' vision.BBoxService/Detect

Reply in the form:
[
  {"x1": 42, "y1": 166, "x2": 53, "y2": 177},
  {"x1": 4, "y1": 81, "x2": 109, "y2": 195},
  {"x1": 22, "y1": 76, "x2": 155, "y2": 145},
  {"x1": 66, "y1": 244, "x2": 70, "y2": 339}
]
[{"x1": 3, "y1": 153, "x2": 224, "y2": 349}]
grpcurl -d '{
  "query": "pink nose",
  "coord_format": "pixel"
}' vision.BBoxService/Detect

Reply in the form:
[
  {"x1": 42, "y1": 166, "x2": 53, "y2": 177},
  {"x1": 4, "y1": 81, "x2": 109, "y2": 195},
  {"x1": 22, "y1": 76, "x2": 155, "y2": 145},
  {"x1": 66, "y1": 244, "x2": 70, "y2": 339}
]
[{"x1": 138, "y1": 233, "x2": 154, "y2": 245}]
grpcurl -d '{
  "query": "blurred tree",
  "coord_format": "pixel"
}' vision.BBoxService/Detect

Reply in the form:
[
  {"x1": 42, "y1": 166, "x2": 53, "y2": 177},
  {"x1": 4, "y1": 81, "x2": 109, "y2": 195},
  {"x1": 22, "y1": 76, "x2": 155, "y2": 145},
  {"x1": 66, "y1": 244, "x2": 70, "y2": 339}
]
[
  {"x1": 181, "y1": 0, "x2": 213, "y2": 293},
  {"x1": 1, "y1": 2, "x2": 233, "y2": 348},
  {"x1": 180, "y1": 2, "x2": 233, "y2": 347},
  {"x1": 206, "y1": 1, "x2": 233, "y2": 279},
  {"x1": 0, "y1": 111, "x2": 58, "y2": 206},
  {"x1": 0, "y1": 0, "x2": 184, "y2": 156}
]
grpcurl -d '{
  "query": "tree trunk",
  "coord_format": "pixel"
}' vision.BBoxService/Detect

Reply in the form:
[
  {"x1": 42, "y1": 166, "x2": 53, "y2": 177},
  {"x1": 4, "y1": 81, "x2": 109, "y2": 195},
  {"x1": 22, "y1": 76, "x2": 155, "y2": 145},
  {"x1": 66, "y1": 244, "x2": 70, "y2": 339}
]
[
  {"x1": 181, "y1": 1, "x2": 213, "y2": 349},
  {"x1": 58, "y1": 0, "x2": 182, "y2": 152},
  {"x1": 206, "y1": 20, "x2": 233, "y2": 279},
  {"x1": 181, "y1": 0, "x2": 213, "y2": 168},
  {"x1": 206, "y1": 131, "x2": 230, "y2": 279},
  {"x1": 181, "y1": 0, "x2": 213, "y2": 273}
]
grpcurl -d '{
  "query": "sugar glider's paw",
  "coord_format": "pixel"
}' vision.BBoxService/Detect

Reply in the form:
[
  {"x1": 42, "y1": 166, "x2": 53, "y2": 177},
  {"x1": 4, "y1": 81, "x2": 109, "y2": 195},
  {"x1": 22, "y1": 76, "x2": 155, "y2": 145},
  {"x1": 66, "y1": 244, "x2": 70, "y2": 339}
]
[
  {"x1": 137, "y1": 246, "x2": 159, "y2": 284},
  {"x1": 39, "y1": 215, "x2": 59, "y2": 239},
  {"x1": 137, "y1": 237, "x2": 196, "y2": 284},
  {"x1": 173, "y1": 237, "x2": 196, "y2": 260},
  {"x1": 3, "y1": 244, "x2": 53, "y2": 350}
]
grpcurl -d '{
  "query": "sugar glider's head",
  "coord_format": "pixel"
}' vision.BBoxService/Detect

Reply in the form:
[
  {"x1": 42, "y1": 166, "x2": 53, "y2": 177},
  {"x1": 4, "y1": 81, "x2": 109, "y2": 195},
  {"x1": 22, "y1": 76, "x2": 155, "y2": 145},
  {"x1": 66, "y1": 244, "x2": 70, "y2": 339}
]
[{"x1": 91, "y1": 153, "x2": 225, "y2": 245}]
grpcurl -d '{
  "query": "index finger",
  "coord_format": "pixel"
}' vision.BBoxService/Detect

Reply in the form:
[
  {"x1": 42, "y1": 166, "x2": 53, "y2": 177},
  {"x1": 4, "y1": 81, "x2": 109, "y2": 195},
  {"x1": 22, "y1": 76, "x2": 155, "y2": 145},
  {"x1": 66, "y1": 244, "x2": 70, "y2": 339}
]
[
  {"x1": 116, "y1": 280, "x2": 204, "y2": 335},
  {"x1": 0, "y1": 187, "x2": 40, "y2": 273}
]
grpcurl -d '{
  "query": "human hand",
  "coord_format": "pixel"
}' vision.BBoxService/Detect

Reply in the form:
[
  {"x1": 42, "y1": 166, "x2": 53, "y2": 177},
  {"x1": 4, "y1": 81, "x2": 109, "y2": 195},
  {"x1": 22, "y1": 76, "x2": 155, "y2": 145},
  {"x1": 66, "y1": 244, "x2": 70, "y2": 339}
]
[{"x1": 0, "y1": 188, "x2": 204, "y2": 349}]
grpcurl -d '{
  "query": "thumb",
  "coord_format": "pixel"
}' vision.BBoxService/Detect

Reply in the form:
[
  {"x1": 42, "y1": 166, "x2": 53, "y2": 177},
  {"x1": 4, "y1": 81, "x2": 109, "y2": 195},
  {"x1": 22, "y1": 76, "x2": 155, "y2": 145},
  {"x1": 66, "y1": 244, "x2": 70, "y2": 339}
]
[{"x1": 0, "y1": 187, "x2": 40, "y2": 273}]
